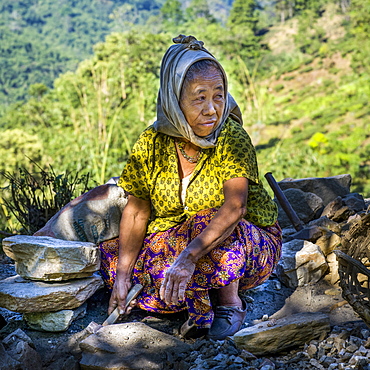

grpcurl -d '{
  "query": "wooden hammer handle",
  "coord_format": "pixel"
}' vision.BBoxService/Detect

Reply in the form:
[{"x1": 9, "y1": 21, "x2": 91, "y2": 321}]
[{"x1": 102, "y1": 283, "x2": 143, "y2": 326}]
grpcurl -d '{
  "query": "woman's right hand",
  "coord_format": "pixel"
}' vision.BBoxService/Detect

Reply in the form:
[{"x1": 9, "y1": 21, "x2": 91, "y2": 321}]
[{"x1": 108, "y1": 275, "x2": 133, "y2": 315}]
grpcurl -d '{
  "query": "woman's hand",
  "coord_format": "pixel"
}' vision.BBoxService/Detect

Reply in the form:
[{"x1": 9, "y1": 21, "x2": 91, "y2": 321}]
[
  {"x1": 160, "y1": 255, "x2": 196, "y2": 306},
  {"x1": 108, "y1": 275, "x2": 134, "y2": 315}
]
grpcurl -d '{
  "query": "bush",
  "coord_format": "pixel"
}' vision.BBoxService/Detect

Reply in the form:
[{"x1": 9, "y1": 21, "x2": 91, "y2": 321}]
[
  {"x1": 1, "y1": 165, "x2": 92, "y2": 234},
  {"x1": 300, "y1": 66, "x2": 314, "y2": 73},
  {"x1": 329, "y1": 67, "x2": 340, "y2": 74},
  {"x1": 274, "y1": 84, "x2": 284, "y2": 92}
]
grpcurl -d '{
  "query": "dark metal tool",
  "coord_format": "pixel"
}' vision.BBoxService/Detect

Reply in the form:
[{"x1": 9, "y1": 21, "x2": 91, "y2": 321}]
[{"x1": 264, "y1": 172, "x2": 304, "y2": 231}]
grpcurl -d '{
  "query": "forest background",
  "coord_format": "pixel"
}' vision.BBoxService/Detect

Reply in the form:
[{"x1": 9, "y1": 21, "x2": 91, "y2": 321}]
[{"x1": 0, "y1": 0, "x2": 369, "y2": 234}]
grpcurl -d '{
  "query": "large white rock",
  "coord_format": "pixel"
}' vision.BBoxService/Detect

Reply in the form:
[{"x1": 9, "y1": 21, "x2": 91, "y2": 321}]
[
  {"x1": 276, "y1": 239, "x2": 328, "y2": 288},
  {"x1": 24, "y1": 304, "x2": 86, "y2": 332},
  {"x1": 0, "y1": 273, "x2": 103, "y2": 313},
  {"x1": 34, "y1": 183, "x2": 127, "y2": 244},
  {"x1": 2, "y1": 235, "x2": 100, "y2": 281},
  {"x1": 79, "y1": 322, "x2": 191, "y2": 370},
  {"x1": 234, "y1": 312, "x2": 330, "y2": 356}
]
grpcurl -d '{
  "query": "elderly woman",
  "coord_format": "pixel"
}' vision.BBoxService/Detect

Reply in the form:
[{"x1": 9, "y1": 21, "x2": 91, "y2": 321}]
[{"x1": 99, "y1": 35, "x2": 282, "y2": 340}]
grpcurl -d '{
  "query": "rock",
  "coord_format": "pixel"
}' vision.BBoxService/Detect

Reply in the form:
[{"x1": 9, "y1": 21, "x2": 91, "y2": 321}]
[
  {"x1": 324, "y1": 252, "x2": 340, "y2": 285},
  {"x1": 2, "y1": 328, "x2": 35, "y2": 348},
  {"x1": 332, "y1": 205, "x2": 354, "y2": 222},
  {"x1": 24, "y1": 303, "x2": 86, "y2": 332},
  {"x1": 342, "y1": 193, "x2": 366, "y2": 213},
  {"x1": 79, "y1": 322, "x2": 191, "y2": 370},
  {"x1": 315, "y1": 231, "x2": 341, "y2": 256},
  {"x1": 0, "y1": 313, "x2": 6, "y2": 329},
  {"x1": 278, "y1": 175, "x2": 351, "y2": 206},
  {"x1": 321, "y1": 196, "x2": 344, "y2": 219},
  {"x1": 2, "y1": 235, "x2": 100, "y2": 281},
  {"x1": 0, "y1": 342, "x2": 21, "y2": 370},
  {"x1": 45, "y1": 355, "x2": 79, "y2": 370},
  {"x1": 40, "y1": 322, "x2": 101, "y2": 369},
  {"x1": 2, "y1": 329, "x2": 42, "y2": 370},
  {"x1": 0, "y1": 273, "x2": 103, "y2": 313},
  {"x1": 34, "y1": 184, "x2": 127, "y2": 244},
  {"x1": 308, "y1": 216, "x2": 342, "y2": 234},
  {"x1": 276, "y1": 188, "x2": 324, "y2": 228},
  {"x1": 233, "y1": 312, "x2": 330, "y2": 356},
  {"x1": 285, "y1": 225, "x2": 325, "y2": 243},
  {"x1": 276, "y1": 240, "x2": 328, "y2": 288}
]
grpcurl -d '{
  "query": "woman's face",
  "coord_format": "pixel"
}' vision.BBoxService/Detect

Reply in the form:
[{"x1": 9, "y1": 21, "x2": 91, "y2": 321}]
[{"x1": 180, "y1": 68, "x2": 225, "y2": 137}]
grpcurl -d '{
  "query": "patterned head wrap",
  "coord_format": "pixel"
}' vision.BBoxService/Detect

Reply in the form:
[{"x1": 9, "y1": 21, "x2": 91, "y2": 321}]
[{"x1": 153, "y1": 35, "x2": 242, "y2": 148}]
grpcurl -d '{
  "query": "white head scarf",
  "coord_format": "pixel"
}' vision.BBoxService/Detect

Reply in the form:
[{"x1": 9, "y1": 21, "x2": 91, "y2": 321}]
[{"x1": 153, "y1": 35, "x2": 242, "y2": 148}]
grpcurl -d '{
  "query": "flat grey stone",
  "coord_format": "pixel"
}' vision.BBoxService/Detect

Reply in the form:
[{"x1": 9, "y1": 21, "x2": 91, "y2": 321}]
[
  {"x1": 79, "y1": 322, "x2": 191, "y2": 370},
  {"x1": 3, "y1": 235, "x2": 100, "y2": 281},
  {"x1": 234, "y1": 312, "x2": 330, "y2": 355},
  {"x1": 0, "y1": 273, "x2": 103, "y2": 313}
]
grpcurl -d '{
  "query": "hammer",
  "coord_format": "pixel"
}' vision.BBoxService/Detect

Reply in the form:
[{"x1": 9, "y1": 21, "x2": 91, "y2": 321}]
[{"x1": 84, "y1": 283, "x2": 143, "y2": 334}]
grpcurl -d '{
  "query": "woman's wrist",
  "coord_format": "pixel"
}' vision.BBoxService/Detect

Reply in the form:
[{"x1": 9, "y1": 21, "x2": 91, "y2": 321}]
[
  {"x1": 182, "y1": 244, "x2": 201, "y2": 264},
  {"x1": 116, "y1": 267, "x2": 132, "y2": 281}
]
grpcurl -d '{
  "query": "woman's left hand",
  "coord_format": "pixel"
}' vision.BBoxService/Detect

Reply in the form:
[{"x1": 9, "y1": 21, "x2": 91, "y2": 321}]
[{"x1": 160, "y1": 255, "x2": 195, "y2": 305}]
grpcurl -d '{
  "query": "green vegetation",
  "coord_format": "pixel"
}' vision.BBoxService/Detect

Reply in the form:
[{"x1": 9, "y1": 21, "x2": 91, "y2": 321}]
[
  {"x1": 1, "y1": 0, "x2": 370, "y2": 233},
  {"x1": 1, "y1": 164, "x2": 91, "y2": 235}
]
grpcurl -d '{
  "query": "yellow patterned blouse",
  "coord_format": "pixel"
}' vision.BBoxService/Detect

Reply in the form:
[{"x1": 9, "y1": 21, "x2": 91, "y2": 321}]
[{"x1": 118, "y1": 118, "x2": 278, "y2": 234}]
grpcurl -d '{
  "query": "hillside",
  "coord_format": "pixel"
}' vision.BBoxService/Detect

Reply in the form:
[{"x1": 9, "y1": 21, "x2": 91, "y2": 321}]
[
  {"x1": 0, "y1": 0, "x2": 233, "y2": 113},
  {"x1": 250, "y1": 3, "x2": 370, "y2": 195},
  {"x1": 0, "y1": 0, "x2": 369, "y2": 232}
]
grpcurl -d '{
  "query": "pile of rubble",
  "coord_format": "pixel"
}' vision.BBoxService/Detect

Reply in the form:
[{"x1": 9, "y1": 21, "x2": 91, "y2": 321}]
[
  {"x1": 184, "y1": 320, "x2": 370, "y2": 370},
  {"x1": 1, "y1": 173, "x2": 370, "y2": 369}
]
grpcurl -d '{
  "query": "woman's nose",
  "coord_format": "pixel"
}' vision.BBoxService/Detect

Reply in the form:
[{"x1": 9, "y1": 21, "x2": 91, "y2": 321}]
[{"x1": 202, "y1": 100, "x2": 216, "y2": 115}]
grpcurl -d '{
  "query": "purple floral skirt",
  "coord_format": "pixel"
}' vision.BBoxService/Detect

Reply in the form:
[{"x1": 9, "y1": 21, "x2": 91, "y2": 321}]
[{"x1": 99, "y1": 208, "x2": 282, "y2": 328}]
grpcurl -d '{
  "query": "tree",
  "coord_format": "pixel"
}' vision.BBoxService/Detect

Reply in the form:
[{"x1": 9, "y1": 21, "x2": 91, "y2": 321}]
[
  {"x1": 186, "y1": 0, "x2": 217, "y2": 23},
  {"x1": 228, "y1": 0, "x2": 258, "y2": 33},
  {"x1": 161, "y1": 0, "x2": 184, "y2": 25}
]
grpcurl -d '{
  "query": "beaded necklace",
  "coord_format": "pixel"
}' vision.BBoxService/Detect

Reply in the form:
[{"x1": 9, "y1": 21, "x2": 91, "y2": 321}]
[{"x1": 176, "y1": 141, "x2": 202, "y2": 163}]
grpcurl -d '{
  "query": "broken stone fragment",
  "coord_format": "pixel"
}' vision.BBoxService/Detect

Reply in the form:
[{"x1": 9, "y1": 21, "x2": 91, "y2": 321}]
[
  {"x1": 315, "y1": 231, "x2": 341, "y2": 256},
  {"x1": 2, "y1": 329, "x2": 42, "y2": 370},
  {"x1": 2, "y1": 235, "x2": 100, "y2": 281},
  {"x1": 276, "y1": 240, "x2": 328, "y2": 288},
  {"x1": 323, "y1": 252, "x2": 340, "y2": 285},
  {"x1": 233, "y1": 312, "x2": 330, "y2": 356},
  {"x1": 79, "y1": 322, "x2": 191, "y2": 370},
  {"x1": 278, "y1": 174, "x2": 351, "y2": 206},
  {"x1": 308, "y1": 216, "x2": 342, "y2": 234},
  {"x1": 321, "y1": 196, "x2": 344, "y2": 219},
  {"x1": 0, "y1": 273, "x2": 103, "y2": 313},
  {"x1": 285, "y1": 225, "x2": 325, "y2": 243},
  {"x1": 342, "y1": 193, "x2": 366, "y2": 213},
  {"x1": 0, "y1": 342, "x2": 21, "y2": 370},
  {"x1": 24, "y1": 303, "x2": 87, "y2": 332},
  {"x1": 276, "y1": 188, "x2": 324, "y2": 228}
]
